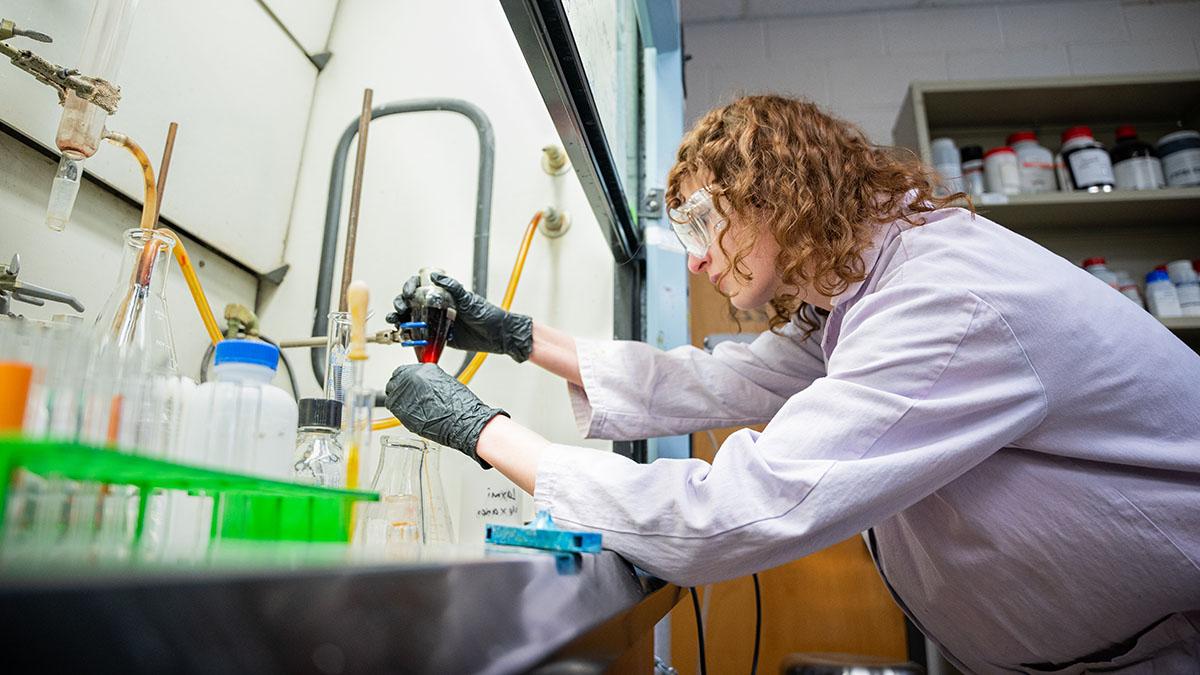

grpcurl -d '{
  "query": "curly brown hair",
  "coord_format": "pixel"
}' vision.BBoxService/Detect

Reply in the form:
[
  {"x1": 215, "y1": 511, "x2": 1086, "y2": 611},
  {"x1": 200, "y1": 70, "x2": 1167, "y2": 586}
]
[{"x1": 666, "y1": 94, "x2": 967, "y2": 335}]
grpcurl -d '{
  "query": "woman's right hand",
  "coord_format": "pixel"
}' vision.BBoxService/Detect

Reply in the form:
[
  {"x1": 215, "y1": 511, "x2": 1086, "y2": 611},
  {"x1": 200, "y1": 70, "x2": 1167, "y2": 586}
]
[{"x1": 387, "y1": 272, "x2": 534, "y2": 362}]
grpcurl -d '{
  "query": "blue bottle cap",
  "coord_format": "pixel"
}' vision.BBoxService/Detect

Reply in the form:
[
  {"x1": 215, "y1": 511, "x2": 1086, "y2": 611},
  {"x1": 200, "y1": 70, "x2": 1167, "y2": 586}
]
[
  {"x1": 1146, "y1": 270, "x2": 1172, "y2": 284},
  {"x1": 213, "y1": 339, "x2": 279, "y2": 370}
]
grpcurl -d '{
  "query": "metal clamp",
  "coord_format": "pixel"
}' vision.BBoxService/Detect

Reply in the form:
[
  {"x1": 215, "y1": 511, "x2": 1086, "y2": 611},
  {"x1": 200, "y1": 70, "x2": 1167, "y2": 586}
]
[
  {"x1": 1, "y1": 253, "x2": 85, "y2": 317},
  {"x1": 0, "y1": 19, "x2": 121, "y2": 113}
]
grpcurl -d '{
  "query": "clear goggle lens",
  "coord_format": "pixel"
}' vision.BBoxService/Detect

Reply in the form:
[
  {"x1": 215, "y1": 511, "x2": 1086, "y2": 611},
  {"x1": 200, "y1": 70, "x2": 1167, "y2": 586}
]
[{"x1": 667, "y1": 187, "x2": 726, "y2": 258}]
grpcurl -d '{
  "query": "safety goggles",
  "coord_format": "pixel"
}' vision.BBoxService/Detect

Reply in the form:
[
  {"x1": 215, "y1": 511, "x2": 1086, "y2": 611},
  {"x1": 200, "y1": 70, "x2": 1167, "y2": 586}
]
[{"x1": 667, "y1": 187, "x2": 726, "y2": 258}]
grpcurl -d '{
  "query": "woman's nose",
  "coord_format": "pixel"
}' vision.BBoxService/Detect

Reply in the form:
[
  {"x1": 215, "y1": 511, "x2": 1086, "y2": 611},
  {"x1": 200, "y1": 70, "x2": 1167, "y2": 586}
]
[{"x1": 686, "y1": 253, "x2": 708, "y2": 275}]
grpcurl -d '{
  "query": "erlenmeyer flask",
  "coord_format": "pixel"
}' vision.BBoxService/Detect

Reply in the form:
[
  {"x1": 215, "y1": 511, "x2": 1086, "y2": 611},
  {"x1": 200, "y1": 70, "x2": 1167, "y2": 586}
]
[
  {"x1": 370, "y1": 435, "x2": 456, "y2": 545},
  {"x1": 94, "y1": 228, "x2": 179, "y2": 374}
]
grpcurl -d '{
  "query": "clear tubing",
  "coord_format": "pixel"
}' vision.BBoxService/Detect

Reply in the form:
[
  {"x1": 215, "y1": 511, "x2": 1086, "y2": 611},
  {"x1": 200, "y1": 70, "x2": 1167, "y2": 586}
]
[
  {"x1": 48, "y1": 0, "x2": 140, "y2": 231},
  {"x1": 370, "y1": 210, "x2": 543, "y2": 432}
]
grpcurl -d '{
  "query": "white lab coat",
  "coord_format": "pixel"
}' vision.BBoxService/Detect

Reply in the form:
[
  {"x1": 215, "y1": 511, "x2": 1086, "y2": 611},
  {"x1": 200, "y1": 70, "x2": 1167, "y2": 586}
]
[{"x1": 532, "y1": 207, "x2": 1200, "y2": 673}]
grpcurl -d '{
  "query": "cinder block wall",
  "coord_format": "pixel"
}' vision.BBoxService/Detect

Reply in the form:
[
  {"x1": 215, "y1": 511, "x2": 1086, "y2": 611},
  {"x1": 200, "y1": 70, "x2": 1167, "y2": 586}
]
[{"x1": 683, "y1": 0, "x2": 1200, "y2": 142}]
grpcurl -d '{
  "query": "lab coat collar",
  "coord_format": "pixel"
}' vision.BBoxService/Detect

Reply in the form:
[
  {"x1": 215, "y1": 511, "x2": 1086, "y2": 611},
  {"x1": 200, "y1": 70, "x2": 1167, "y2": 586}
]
[{"x1": 828, "y1": 190, "x2": 924, "y2": 309}]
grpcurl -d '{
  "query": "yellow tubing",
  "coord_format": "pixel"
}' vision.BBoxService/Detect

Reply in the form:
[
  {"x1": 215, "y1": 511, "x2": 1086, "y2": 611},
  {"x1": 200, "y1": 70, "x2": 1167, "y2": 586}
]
[
  {"x1": 104, "y1": 132, "x2": 157, "y2": 232},
  {"x1": 371, "y1": 210, "x2": 544, "y2": 432},
  {"x1": 159, "y1": 228, "x2": 224, "y2": 346},
  {"x1": 105, "y1": 131, "x2": 223, "y2": 347}
]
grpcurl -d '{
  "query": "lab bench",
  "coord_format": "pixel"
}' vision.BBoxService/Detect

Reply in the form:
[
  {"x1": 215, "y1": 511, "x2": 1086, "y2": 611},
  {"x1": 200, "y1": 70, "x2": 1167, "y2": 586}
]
[{"x1": 0, "y1": 543, "x2": 679, "y2": 674}]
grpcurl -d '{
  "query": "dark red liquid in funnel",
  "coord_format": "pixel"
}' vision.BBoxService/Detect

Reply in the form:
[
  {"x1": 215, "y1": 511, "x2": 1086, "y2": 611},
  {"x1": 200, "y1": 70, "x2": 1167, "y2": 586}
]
[{"x1": 412, "y1": 305, "x2": 453, "y2": 364}]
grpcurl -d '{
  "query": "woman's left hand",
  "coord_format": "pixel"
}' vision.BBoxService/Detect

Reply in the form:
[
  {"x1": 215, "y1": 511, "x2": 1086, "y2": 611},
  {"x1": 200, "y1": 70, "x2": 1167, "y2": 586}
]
[{"x1": 384, "y1": 363, "x2": 508, "y2": 467}]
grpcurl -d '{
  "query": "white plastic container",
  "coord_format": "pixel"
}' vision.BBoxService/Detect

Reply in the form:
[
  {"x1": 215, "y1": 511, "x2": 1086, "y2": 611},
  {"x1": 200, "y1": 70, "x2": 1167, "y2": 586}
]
[
  {"x1": 1008, "y1": 132, "x2": 1057, "y2": 193},
  {"x1": 1167, "y1": 259, "x2": 1199, "y2": 285},
  {"x1": 1145, "y1": 270, "x2": 1183, "y2": 319},
  {"x1": 1168, "y1": 261, "x2": 1200, "y2": 316},
  {"x1": 960, "y1": 145, "x2": 985, "y2": 197},
  {"x1": 1155, "y1": 130, "x2": 1200, "y2": 187},
  {"x1": 984, "y1": 146, "x2": 1021, "y2": 195},
  {"x1": 1115, "y1": 271, "x2": 1143, "y2": 307},
  {"x1": 1176, "y1": 281, "x2": 1200, "y2": 316},
  {"x1": 185, "y1": 339, "x2": 298, "y2": 480},
  {"x1": 1082, "y1": 257, "x2": 1119, "y2": 289},
  {"x1": 931, "y1": 137, "x2": 964, "y2": 194}
]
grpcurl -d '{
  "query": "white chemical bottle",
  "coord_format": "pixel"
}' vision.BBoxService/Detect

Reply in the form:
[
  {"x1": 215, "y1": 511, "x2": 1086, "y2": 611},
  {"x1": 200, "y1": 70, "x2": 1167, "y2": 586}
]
[
  {"x1": 186, "y1": 339, "x2": 298, "y2": 480},
  {"x1": 1145, "y1": 270, "x2": 1183, "y2": 319},
  {"x1": 931, "y1": 137, "x2": 964, "y2": 195},
  {"x1": 983, "y1": 146, "x2": 1021, "y2": 195},
  {"x1": 1008, "y1": 131, "x2": 1057, "y2": 193},
  {"x1": 1155, "y1": 130, "x2": 1200, "y2": 187},
  {"x1": 1082, "y1": 257, "x2": 1119, "y2": 289},
  {"x1": 1114, "y1": 271, "x2": 1143, "y2": 307},
  {"x1": 1167, "y1": 260, "x2": 1200, "y2": 317},
  {"x1": 960, "y1": 145, "x2": 985, "y2": 197}
]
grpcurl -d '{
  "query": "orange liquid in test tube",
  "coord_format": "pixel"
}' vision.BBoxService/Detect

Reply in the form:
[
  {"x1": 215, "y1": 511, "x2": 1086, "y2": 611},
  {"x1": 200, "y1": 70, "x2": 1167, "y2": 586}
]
[{"x1": 0, "y1": 362, "x2": 34, "y2": 432}]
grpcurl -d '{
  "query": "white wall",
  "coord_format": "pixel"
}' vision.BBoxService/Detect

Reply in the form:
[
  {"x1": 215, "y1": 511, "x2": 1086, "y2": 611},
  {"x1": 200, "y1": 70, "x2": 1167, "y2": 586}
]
[
  {"x1": 682, "y1": 0, "x2": 1200, "y2": 142},
  {"x1": 2, "y1": 0, "x2": 627, "y2": 540},
  {"x1": 258, "y1": 0, "x2": 618, "y2": 538},
  {"x1": 0, "y1": 0, "x2": 320, "y2": 377},
  {"x1": 0, "y1": 0, "x2": 317, "y2": 273}
]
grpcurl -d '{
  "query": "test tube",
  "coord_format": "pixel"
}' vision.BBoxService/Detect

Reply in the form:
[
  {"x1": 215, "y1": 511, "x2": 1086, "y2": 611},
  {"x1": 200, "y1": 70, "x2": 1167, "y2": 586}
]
[{"x1": 324, "y1": 311, "x2": 352, "y2": 404}]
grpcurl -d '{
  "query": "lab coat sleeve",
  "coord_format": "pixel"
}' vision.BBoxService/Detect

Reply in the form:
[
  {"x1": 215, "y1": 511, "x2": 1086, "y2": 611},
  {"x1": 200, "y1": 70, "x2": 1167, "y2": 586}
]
[
  {"x1": 534, "y1": 285, "x2": 1048, "y2": 587},
  {"x1": 567, "y1": 320, "x2": 828, "y2": 440}
]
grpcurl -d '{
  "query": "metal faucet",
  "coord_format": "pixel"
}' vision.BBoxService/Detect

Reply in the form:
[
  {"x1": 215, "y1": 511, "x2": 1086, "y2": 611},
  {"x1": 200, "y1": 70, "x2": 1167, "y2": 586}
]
[{"x1": 0, "y1": 254, "x2": 85, "y2": 317}]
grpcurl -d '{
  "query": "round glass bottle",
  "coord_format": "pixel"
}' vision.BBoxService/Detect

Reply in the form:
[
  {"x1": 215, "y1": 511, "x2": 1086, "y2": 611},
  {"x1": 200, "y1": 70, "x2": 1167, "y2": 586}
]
[{"x1": 293, "y1": 398, "x2": 345, "y2": 488}]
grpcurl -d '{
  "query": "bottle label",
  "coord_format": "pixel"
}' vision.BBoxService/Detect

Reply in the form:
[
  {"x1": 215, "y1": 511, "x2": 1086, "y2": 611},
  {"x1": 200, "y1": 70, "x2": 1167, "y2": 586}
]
[
  {"x1": 1162, "y1": 148, "x2": 1200, "y2": 187},
  {"x1": 1176, "y1": 282, "x2": 1200, "y2": 309},
  {"x1": 1114, "y1": 157, "x2": 1165, "y2": 190},
  {"x1": 1067, "y1": 147, "x2": 1115, "y2": 188},
  {"x1": 1018, "y1": 162, "x2": 1057, "y2": 193}
]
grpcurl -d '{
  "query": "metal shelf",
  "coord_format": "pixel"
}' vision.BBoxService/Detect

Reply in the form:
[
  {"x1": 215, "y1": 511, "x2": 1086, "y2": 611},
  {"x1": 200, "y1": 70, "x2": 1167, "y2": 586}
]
[
  {"x1": 1161, "y1": 316, "x2": 1200, "y2": 338},
  {"x1": 895, "y1": 73, "x2": 1200, "y2": 164},
  {"x1": 970, "y1": 187, "x2": 1200, "y2": 231}
]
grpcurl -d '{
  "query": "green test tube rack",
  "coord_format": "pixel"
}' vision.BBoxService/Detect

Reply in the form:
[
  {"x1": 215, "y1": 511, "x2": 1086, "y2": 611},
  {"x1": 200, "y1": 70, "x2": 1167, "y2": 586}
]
[{"x1": 0, "y1": 437, "x2": 379, "y2": 545}]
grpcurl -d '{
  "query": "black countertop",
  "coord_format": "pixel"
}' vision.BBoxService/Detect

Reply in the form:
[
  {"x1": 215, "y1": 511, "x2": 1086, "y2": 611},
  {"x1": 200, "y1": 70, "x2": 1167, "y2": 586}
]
[{"x1": 0, "y1": 543, "x2": 679, "y2": 674}]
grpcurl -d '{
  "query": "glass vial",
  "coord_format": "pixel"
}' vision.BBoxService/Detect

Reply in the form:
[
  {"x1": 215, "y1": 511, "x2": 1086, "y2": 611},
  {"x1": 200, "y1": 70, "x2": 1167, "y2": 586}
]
[{"x1": 293, "y1": 398, "x2": 345, "y2": 487}]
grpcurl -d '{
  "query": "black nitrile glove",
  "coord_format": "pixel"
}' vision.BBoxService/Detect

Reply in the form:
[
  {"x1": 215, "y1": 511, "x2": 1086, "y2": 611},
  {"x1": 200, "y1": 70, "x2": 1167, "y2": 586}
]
[
  {"x1": 386, "y1": 273, "x2": 534, "y2": 363},
  {"x1": 384, "y1": 363, "x2": 507, "y2": 468}
]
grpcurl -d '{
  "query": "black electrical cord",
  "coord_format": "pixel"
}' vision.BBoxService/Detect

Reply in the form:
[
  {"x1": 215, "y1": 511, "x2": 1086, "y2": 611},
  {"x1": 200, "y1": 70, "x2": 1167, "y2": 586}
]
[
  {"x1": 751, "y1": 573, "x2": 762, "y2": 675},
  {"x1": 199, "y1": 342, "x2": 214, "y2": 383},
  {"x1": 690, "y1": 586, "x2": 707, "y2": 675},
  {"x1": 258, "y1": 334, "x2": 299, "y2": 400},
  {"x1": 197, "y1": 334, "x2": 300, "y2": 402}
]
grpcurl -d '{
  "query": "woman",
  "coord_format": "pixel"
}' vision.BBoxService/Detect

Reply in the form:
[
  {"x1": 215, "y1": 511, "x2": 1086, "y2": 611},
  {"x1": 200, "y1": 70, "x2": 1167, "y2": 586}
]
[{"x1": 385, "y1": 96, "x2": 1200, "y2": 672}]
